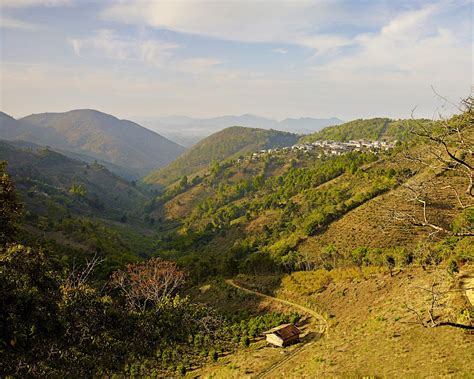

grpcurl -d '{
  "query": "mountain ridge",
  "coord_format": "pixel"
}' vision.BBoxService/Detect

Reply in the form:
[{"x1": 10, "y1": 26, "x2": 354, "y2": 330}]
[
  {"x1": 144, "y1": 126, "x2": 299, "y2": 186},
  {"x1": 0, "y1": 109, "x2": 185, "y2": 179},
  {"x1": 137, "y1": 114, "x2": 343, "y2": 147}
]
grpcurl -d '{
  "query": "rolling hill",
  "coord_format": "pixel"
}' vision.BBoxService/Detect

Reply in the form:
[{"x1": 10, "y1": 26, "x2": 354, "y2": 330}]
[
  {"x1": 0, "y1": 139, "x2": 147, "y2": 218},
  {"x1": 142, "y1": 110, "x2": 472, "y2": 282},
  {"x1": 300, "y1": 117, "x2": 422, "y2": 143},
  {"x1": 3, "y1": 104, "x2": 472, "y2": 378},
  {"x1": 144, "y1": 126, "x2": 299, "y2": 186},
  {"x1": 0, "y1": 139, "x2": 159, "y2": 273},
  {"x1": 0, "y1": 110, "x2": 185, "y2": 179}
]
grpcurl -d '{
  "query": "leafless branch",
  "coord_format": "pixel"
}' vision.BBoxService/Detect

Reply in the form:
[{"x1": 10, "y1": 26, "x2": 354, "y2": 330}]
[{"x1": 66, "y1": 252, "x2": 104, "y2": 288}]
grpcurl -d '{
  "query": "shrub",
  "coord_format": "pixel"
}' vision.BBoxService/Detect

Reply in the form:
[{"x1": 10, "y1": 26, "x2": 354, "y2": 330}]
[
  {"x1": 241, "y1": 336, "x2": 250, "y2": 347},
  {"x1": 447, "y1": 259, "x2": 459, "y2": 275},
  {"x1": 176, "y1": 364, "x2": 186, "y2": 376},
  {"x1": 209, "y1": 350, "x2": 218, "y2": 362}
]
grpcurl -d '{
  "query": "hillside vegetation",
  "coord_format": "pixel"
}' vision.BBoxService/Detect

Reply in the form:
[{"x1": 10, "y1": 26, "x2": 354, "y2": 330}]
[
  {"x1": 0, "y1": 110, "x2": 185, "y2": 179},
  {"x1": 0, "y1": 140, "x2": 146, "y2": 216},
  {"x1": 146, "y1": 144, "x2": 413, "y2": 278},
  {"x1": 1, "y1": 100, "x2": 472, "y2": 378},
  {"x1": 144, "y1": 126, "x2": 299, "y2": 186},
  {"x1": 300, "y1": 117, "x2": 426, "y2": 143},
  {"x1": 0, "y1": 140, "x2": 157, "y2": 273},
  {"x1": 194, "y1": 267, "x2": 473, "y2": 377}
]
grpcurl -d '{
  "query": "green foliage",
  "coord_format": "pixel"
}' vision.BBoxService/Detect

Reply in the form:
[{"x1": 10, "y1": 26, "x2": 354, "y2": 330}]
[
  {"x1": 0, "y1": 244, "x2": 61, "y2": 360},
  {"x1": 241, "y1": 335, "x2": 250, "y2": 347},
  {"x1": 0, "y1": 161, "x2": 22, "y2": 244},
  {"x1": 452, "y1": 207, "x2": 474, "y2": 236},
  {"x1": 209, "y1": 349, "x2": 218, "y2": 362},
  {"x1": 0, "y1": 243, "x2": 247, "y2": 377},
  {"x1": 69, "y1": 183, "x2": 86, "y2": 197},
  {"x1": 150, "y1": 147, "x2": 411, "y2": 279},
  {"x1": 145, "y1": 126, "x2": 298, "y2": 186},
  {"x1": 300, "y1": 118, "x2": 427, "y2": 143},
  {"x1": 447, "y1": 259, "x2": 459, "y2": 275}
]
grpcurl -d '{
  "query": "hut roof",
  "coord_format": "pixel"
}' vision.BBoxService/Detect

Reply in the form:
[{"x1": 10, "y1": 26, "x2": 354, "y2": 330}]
[{"x1": 262, "y1": 323, "x2": 301, "y2": 340}]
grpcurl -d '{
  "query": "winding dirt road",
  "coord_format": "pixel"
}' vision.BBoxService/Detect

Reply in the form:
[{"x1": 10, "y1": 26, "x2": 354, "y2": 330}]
[{"x1": 225, "y1": 279, "x2": 327, "y2": 378}]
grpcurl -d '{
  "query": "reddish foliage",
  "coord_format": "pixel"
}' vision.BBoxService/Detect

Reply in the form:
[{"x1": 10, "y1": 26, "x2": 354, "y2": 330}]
[{"x1": 111, "y1": 258, "x2": 186, "y2": 312}]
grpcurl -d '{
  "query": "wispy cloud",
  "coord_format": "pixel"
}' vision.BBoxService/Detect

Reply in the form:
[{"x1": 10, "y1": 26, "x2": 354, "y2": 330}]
[
  {"x1": 69, "y1": 29, "x2": 224, "y2": 74},
  {"x1": 1, "y1": 0, "x2": 470, "y2": 120},
  {"x1": 310, "y1": 3, "x2": 470, "y2": 80},
  {"x1": 69, "y1": 29, "x2": 180, "y2": 67},
  {"x1": 101, "y1": 0, "x2": 367, "y2": 53}
]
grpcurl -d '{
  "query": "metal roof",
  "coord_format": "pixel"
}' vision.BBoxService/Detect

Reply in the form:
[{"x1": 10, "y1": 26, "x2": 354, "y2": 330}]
[{"x1": 262, "y1": 323, "x2": 301, "y2": 340}]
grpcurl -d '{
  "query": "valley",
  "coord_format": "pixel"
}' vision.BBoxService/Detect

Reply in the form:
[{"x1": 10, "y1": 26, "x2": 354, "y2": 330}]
[
  {"x1": 1, "y1": 2, "x2": 471, "y2": 377},
  {"x1": 1, "y1": 104, "x2": 472, "y2": 377}
]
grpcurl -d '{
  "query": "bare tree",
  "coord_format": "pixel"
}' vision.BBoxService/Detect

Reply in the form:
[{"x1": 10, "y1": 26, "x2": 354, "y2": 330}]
[
  {"x1": 65, "y1": 253, "x2": 104, "y2": 288},
  {"x1": 110, "y1": 257, "x2": 186, "y2": 313},
  {"x1": 404, "y1": 276, "x2": 474, "y2": 330},
  {"x1": 393, "y1": 95, "x2": 473, "y2": 237}
]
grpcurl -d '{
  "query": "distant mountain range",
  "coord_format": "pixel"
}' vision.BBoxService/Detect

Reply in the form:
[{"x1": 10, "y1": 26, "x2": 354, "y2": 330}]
[
  {"x1": 0, "y1": 110, "x2": 185, "y2": 179},
  {"x1": 137, "y1": 114, "x2": 343, "y2": 147},
  {"x1": 0, "y1": 109, "x2": 342, "y2": 180}
]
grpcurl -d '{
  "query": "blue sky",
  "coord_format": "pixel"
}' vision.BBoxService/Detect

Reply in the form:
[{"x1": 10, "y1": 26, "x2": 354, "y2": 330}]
[{"x1": 0, "y1": 0, "x2": 472, "y2": 121}]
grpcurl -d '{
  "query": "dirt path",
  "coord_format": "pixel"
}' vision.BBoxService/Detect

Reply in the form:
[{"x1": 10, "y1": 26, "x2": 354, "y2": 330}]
[{"x1": 225, "y1": 279, "x2": 327, "y2": 378}]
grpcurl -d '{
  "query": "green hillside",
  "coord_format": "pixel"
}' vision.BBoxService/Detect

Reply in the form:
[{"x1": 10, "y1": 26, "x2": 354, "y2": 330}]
[
  {"x1": 144, "y1": 126, "x2": 299, "y2": 186},
  {"x1": 141, "y1": 110, "x2": 472, "y2": 282},
  {"x1": 0, "y1": 140, "x2": 146, "y2": 217},
  {"x1": 0, "y1": 140, "x2": 157, "y2": 272},
  {"x1": 0, "y1": 110, "x2": 185, "y2": 179},
  {"x1": 300, "y1": 117, "x2": 425, "y2": 143},
  {"x1": 2, "y1": 103, "x2": 473, "y2": 378}
]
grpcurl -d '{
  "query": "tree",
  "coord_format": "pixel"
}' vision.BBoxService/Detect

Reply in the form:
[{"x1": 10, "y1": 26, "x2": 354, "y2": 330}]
[
  {"x1": 403, "y1": 271, "x2": 474, "y2": 330},
  {"x1": 179, "y1": 175, "x2": 188, "y2": 190},
  {"x1": 69, "y1": 183, "x2": 86, "y2": 197},
  {"x1": 385, "y1": 255, "x2": 395, "y2": 276},
  {"x1": 0, "y1": 244, "x2": 62, "y2": 375},
  {"x1": 393, "y1": 96, "x2": 473, "y2": 237},
  {"x1": 111, "y1": 258, "x2": 186, "y2": 313},
  {"x1": 0, "y1": 162, "x2": 22, "y2": 245}
]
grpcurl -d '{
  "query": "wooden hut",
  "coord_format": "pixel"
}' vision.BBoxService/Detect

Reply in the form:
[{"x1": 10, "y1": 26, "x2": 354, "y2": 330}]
[{"x1": 262, "y1": 323, "x2": 301, "y2": 347}]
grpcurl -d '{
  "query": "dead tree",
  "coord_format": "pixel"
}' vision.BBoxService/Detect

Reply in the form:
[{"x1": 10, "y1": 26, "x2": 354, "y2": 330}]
[
  {"x1": 393, "y1": 95, "x2": 473, "y2": 237},
  {"x1": 65, "y1": 253, "x2": 104, "y2": 288},
  {"x1": 404, "y1": 278, "x2": 474, "y2": 330}
]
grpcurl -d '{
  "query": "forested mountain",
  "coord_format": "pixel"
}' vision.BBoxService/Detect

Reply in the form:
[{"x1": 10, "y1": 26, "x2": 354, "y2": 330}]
[
  {"x1": 300, "y1": 117, "x2": 423, "y2": 143},
  {"x1": 145, "y1": 126, "x2": 299, "y2": 186},
  {"x1": 0, "y1": 110, "x2": 185, "y2": 179}
]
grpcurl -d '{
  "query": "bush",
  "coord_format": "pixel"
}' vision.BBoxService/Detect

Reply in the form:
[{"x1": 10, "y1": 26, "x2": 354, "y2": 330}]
[
  {"x1": 241, "y1": 336, "x2": 250, "y2": 347},
  {"x1": 209, "y1": 349, "x2": 218, "y2": 362},
  {"x1": 447, "y1": 259, "x2": 459, "y2": 275},
  {"x1": 176, "y1": 363, "x2": 186, "y2": 376}
]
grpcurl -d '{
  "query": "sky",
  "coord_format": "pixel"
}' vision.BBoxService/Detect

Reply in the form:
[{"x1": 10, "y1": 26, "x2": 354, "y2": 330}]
[{"x1": 0, "y1": 0, "x2": 472, "y2": 122}]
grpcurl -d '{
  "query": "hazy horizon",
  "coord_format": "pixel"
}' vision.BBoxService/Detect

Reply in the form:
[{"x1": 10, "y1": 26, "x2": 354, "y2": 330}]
[{"x1": 1, "y1": 0, "x2": 471, "y2": 122}]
